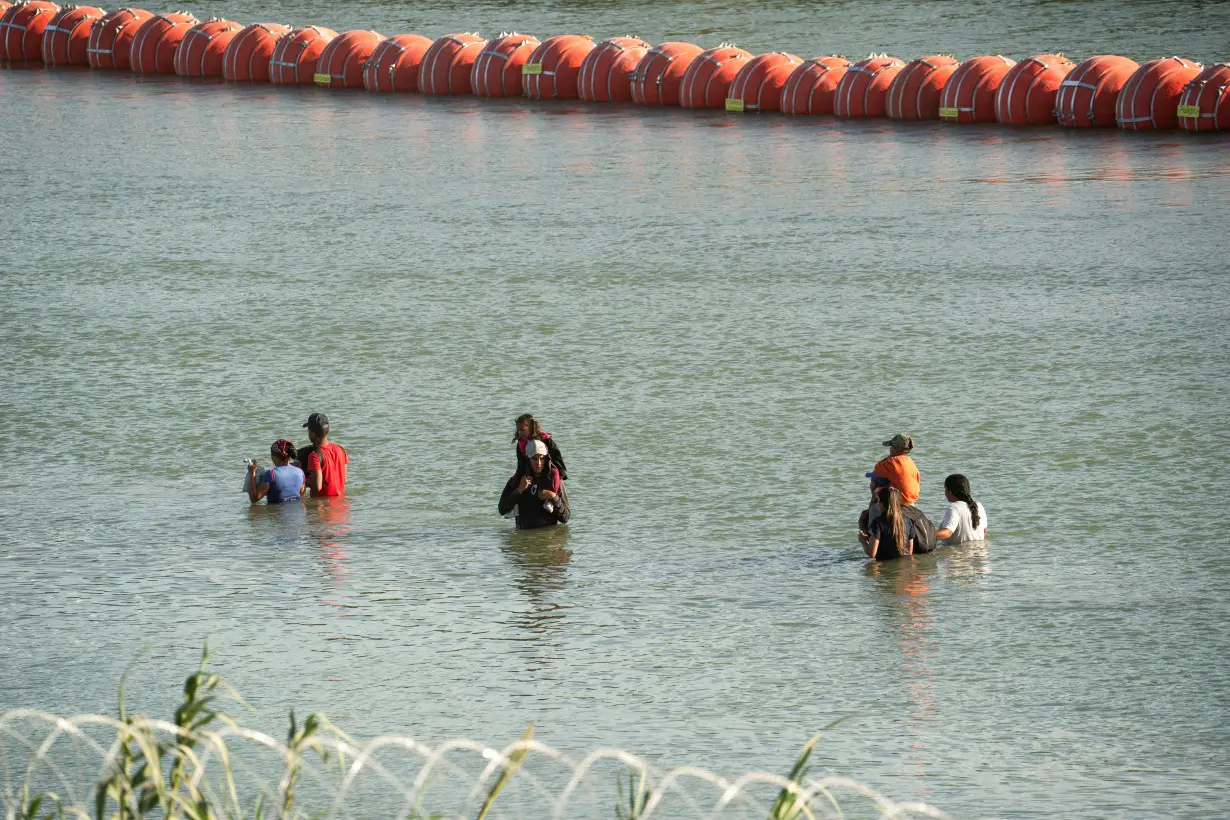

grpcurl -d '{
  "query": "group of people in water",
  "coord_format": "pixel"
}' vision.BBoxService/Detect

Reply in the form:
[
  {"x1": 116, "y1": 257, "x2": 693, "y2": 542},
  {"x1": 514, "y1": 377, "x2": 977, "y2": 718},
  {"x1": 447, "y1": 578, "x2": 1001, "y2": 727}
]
[
  {"x1": 243, "y1": 414, "x2": 987, "y2": 560},
  {"x1": 858, "y1": 434, "x2": 989, "y2": 559}
]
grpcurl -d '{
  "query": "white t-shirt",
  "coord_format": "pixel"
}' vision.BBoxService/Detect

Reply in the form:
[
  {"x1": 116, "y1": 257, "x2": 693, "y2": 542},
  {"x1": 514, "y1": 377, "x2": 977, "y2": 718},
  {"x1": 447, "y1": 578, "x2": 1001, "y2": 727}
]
[{"x1": 938, "y1": 501, "x2": 988, "y2": 544}]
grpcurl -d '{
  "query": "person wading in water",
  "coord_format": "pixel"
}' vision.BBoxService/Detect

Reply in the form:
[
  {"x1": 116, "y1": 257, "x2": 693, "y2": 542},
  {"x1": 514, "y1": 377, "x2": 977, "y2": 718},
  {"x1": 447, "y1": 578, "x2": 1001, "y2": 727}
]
[
  {"x1": 499, "y1": 439, "x2": 570, "y2": 529},
  {"x1": 299, "y1": 412, "x2": 349, "y2": 498},
  {"x1": 864, "y1": 486, "x2": 915, "y2": 561}
]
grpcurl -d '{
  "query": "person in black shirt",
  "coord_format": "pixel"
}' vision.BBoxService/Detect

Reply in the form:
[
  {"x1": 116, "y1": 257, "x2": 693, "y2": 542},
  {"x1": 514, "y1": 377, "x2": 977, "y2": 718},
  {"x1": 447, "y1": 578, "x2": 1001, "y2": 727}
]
[{"x1": 499, "y1": 439, "x2": 570, "y2": 530}]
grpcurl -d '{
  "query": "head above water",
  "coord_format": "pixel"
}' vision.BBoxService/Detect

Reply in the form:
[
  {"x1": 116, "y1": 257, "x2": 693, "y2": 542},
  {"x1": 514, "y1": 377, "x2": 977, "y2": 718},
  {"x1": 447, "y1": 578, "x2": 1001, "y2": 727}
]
[
  {"x1": 515, "y1": 413, "x2": 541, "y2": 441},
  {"x1": 303, "y1": 412, "x2": 329, "y2": 444},
  {"x1": 944, "y1": 473, "x2": 981, "y2": 528},
  {"x1": 270, "y1": 439, "x2": 297, "y2": 465},
  {"x1": 883, "y1": 433, "x2": 914, "y2": 455},
  {"x1": 525, "y1": 439, "x2": 549, "y2": 475}
]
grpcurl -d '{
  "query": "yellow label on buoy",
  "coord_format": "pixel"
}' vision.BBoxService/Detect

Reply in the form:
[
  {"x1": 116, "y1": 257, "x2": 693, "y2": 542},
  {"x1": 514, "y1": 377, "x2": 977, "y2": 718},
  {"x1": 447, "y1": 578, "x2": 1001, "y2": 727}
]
[
  {"x1": 938, "y1": 107, "x2": 959, "y2": 119},
  {"x1": 313, "y1": 73, "x2": 331, "y2": 85},
  {"x1": 1176, "y1": 104, "x2": 1201, "y2": 118},
  {"x1": 725, "y1": 98, "x2": 745, "y2": 112},
  {"x1": 522, "y1": 63, "x2": 543, "y2": 75}
]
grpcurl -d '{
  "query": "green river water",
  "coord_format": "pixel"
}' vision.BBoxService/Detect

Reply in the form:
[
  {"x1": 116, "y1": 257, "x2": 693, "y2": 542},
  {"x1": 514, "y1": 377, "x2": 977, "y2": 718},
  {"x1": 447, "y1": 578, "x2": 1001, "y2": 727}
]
[{"x1": 1, "y1": 1, "x2": 1228, "y2": 817}]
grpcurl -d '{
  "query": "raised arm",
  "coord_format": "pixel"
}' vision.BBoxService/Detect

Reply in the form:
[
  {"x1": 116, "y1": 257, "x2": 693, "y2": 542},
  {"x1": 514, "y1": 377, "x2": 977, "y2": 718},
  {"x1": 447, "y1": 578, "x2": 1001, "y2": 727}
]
[
  {"x1": 247, "y1": 465, "x2": 269, "y2": 504},
  {"x1": 499, "y1": 474, "x2": 531, "y2": 516}
]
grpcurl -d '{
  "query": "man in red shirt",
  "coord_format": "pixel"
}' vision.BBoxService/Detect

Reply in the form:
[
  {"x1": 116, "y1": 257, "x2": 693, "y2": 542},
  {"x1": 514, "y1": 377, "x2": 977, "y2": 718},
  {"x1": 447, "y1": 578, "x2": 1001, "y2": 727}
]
[{"x1": 301, "y1": 413, "x2": 348, "y2": 497}]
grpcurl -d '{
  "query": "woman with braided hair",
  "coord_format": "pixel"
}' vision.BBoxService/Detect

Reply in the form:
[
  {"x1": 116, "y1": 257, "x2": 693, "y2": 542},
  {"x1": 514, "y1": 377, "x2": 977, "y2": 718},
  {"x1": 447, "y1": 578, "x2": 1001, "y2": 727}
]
[
  {"x1": 245, "y1": 439, "x2": 306, "y2": 504},
  {"x1": 935, "y1": 474, "x2": 988, "y2": 544}
]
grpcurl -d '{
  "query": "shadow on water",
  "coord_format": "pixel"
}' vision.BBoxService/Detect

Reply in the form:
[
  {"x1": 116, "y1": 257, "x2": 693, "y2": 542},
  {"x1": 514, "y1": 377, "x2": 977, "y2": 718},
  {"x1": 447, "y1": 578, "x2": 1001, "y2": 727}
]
[
  {"x1": 500, "y1": 526, "x2": 573, "y2": 638},
  {"x1": 245, "y1": 499, "x2": 308, "y2": 541}
]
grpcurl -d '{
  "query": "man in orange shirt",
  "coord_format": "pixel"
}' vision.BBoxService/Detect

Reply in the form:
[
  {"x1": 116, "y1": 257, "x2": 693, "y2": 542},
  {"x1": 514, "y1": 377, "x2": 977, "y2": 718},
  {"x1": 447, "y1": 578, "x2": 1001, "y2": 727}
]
[{"x1": 871, "y1": 433, "x2": 920, "y2": 505}]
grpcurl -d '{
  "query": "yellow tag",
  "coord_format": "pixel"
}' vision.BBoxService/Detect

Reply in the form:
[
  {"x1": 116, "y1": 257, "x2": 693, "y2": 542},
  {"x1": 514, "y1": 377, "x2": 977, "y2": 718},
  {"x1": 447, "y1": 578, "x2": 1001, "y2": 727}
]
[
  {"x1": 313, "y1": 72, "x2": 331, "y2": 85},
  {"x1": 938, "y1": 107, "x2": 959, "y2": 119},
  {"x1": 522, "y1": 63, "x2": 543, "y2": 75},
  {"x1": 1176, "y1": 104, "x2": 1201, "y2": 118},
  {"x1": 725, "y1": 98, "x2": 745, "y2": 112}
]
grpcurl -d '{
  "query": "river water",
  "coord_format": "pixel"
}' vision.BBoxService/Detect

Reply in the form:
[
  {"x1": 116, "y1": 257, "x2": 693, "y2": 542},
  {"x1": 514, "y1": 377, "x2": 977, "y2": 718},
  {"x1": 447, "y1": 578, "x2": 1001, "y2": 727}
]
[{"x1": 1, "y1": 1, "x2": 1229, "y2": 817}]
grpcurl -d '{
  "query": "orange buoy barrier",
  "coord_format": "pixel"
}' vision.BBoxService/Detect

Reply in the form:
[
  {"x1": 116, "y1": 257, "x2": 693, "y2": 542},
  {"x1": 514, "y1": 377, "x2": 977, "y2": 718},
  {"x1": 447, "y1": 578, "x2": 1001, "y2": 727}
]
[
  {"x1": 522, "y1": 34, "x2": 594, "y2": 99},
  {"x1": 314, "y1": 29, "x2": 383, "y2": 88},
  {"x1": 129, "y1": 11, "x2": 198, "y2": 74},
  {"x1": 725, "y1": 51, "x2": 801, "y2": 111},
  {"x1": 834, "y1": 54, "x2": 905, "y2": 117},
  {"x1": 268, "y1": 25, "x2": 335, "y2": 85},
  {"x1": 679, "y1": 44, "x2": 751, "y2": 109},
  {"x1": 577, "y1": 36, "x2": 649, "y2": 102},
  {"x1": 629, "y1": 41, "x2": 701, "y2": 106},
  {"x1": 1053, "y1": 55, "x2": 1139, "y2": 127},
  {"x1": 0, "y1": 1, "x2": 60, "y2": 62},
  {"x1": 939, "y1": 54, "x2": 1015, "y2": 123},
  {"x1": 994, "y1": 53, "x2": 1075, "y2": 125},
  {"x1": 471, "y1": 31, "x2": 538, "y2": 97},
  {"x1": 780, "y1": 55, "x2": 851, "y2": 115},
  {"x1": 0, "y1": 2, "x2": 9, "y2": 16},
  {"x1": 87, "y1": 7, "x2": 150, "y2": 69},
  {"x1": 221, "y1": 22, "x2": 287, "y2": 82},
  {"x1": 1177, "y1": 63, "x2": 1230, "y2": 131},
  {"x1": 885, "y1": 55, "x2": 958, "y2": 120},
  {"x1": 42, "y1": 5, "x2": 104, "y2": 66},
  {"x1": 174, "y1": 18, "x2": 241, "y2": 77},
  {"x1": 1116, "y1": 56, "x2": 1202, "y2": 130},
  {"x1": 418, "y1": 32, "x2": 485, "y2": 94},
  {"x1": 362, "y1": 33, "x2": 431, "y2": 92}
]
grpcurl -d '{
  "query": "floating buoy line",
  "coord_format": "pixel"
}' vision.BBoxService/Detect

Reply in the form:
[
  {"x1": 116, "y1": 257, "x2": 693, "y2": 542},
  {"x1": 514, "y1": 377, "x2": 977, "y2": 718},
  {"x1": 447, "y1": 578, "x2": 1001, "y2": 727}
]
[{"x1": 2, "y1": 1, "x2": 1227, "y2": 131}]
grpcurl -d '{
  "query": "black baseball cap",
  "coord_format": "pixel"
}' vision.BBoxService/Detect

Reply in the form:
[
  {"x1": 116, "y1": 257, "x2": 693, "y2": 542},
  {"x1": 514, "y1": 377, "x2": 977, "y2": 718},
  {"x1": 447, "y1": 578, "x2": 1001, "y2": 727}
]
[{"x1": 303, "y1": 412, "x2": 329, "y2": 430}]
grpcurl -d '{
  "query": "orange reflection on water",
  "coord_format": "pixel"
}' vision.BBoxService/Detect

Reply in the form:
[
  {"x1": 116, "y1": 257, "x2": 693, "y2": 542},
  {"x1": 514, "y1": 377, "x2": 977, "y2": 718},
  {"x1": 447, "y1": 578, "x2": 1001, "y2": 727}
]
[
  {"x1": 866, "y1": 556, "x2": 939, "y2": 798},
  {"x1": 310, "y1": 497, "x2": 353, "y2": 605}
]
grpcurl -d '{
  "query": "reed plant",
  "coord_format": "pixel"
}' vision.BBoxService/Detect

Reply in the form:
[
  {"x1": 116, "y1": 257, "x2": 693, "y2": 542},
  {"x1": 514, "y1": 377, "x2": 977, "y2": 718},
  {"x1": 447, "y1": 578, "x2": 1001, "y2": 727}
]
[{"x1": 10, "y1": 652, "x2": 867, "y2": 820}]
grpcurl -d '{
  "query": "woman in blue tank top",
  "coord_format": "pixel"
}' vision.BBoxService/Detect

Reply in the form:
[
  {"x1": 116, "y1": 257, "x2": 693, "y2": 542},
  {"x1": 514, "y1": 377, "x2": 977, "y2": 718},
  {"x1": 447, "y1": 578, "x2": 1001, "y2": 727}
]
[{"x1": 246, "y1": 439, "x2": 306, "y2": 503}]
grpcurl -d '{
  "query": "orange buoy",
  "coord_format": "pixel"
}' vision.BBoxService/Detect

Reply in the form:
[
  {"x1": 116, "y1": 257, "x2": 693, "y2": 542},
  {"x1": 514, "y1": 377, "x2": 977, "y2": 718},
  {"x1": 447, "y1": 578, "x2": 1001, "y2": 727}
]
[
  {"x1": 780, "y1": 56, "x2": 851, "y2": 115},
  {"x1": 1054, "y1": 55, "x2": 1139, "y2": 127},
  {"x1": 1177, "y1": 63, "x2": 1230, "y2": 132},
  {"x1": 522, "y1": 34, "x2": 595, "y2": 99},
  {"x1": 471, "y1": 31, "x2": 538, "y2": 97},
  {"x1": 221, "y1": 22, "x2": 287, "y2": 82},
  {"x1": 314, "y1": 29, "x2": 383, "y2": 88},
  {"x1": 0, "y1": 1, "x2": 60, "y2": 62},
  {"x1": 1116, "y1": 56, "x2": 1202, "y2": 130},
  {"x1": 42, "y1": 5, "x2": 104, "y2": 66},
  {"x1": 725, "y1": 51, "x2": 801, "y2": 111},
  {"x1": 174, "y1": 18, "x2": 242, "y2": 77},
  {"x1": 939, "y1": 54, "x2": 1016, "y2": 123},
  {"x1": 0, "y1": 2, "x2": 9, "y2": 15},
  {"x1": 834, "y1": 54, "x2": 906, "y2": 117},
  {"x1": 87, "y1": 7, "x2": 151, "y2": 69},
  {"x1": 129, "y1": 11, "x2": 198, "y2": 75},
  {"x1": 998, "y1": 52, "x2": 1077, "y2": 125},
  {"x1": 885, "y1": 55, "x2": 958, "y2": 120},
  {"x1": 418, "y1": 32, "x2": 485, "y2": 94},
  {"x1": 362, "y1": 33, "x2": 431, "y2": 92},
  {"x1": 577, "y1": 36, "x2": 650, "y2": 102},
  {"x1": 268, "y1": 25, "x2": 336, "y2": 85},
  {"x1": 629, "y1": 41, "x2": 702, "y2": 105},
  {"x1": 994, "y1": 53, "x2": 1075, "y2": 125},
  {"x1": 679, "y1": 45, "x2": 751, "y2": 109}
]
